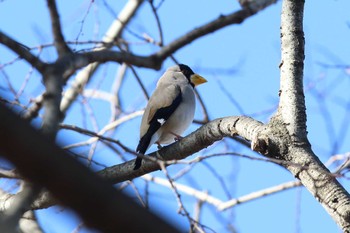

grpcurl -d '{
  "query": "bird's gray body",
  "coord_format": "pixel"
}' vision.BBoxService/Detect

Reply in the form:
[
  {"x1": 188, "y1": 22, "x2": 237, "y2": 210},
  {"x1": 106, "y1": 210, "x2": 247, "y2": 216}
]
[
  {"x1": 140, "y1": 69, "x2": 196, "y2": 147},
  {"x1": 134, "y1": 64, "x2": 206, "y2": 170}
]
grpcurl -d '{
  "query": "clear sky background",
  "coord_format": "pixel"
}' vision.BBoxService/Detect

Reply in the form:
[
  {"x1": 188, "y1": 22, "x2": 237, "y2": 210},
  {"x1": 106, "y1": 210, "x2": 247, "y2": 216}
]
[{"x1": 1, "y1": 0, "x2": 350, "y2": 232}]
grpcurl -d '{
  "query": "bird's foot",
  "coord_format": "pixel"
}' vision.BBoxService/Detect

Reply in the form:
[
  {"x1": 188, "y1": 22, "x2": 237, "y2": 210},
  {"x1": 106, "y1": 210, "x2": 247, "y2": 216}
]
[
  {"x1": 171, "y1": 132, "x2": 183, "y2": 141},
  {"x1": 156, "y1": 142, "x2": 163, "y2": 150}
]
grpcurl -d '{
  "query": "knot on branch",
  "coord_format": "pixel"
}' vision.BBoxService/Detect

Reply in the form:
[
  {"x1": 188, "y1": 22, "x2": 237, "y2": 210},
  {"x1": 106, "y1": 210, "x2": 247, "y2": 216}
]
[
  {"x1": 249, "y1": 117, "x2": 290, "y2": 160},
  {"x1": 251, "y1": 134, "x2": 269, "y2": 155}
]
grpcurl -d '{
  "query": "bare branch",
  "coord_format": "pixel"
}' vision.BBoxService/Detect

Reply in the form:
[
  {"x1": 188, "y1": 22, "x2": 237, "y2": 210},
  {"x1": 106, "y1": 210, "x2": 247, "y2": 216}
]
[
  {"x1": 158, "y1": 163, "x2": 195, "y2": 230},
  {"x1": 110, "y1": 63, "x2": 128, "y2": 117},
  {"x1": 239, "y1": 0, "x2": 278, "y2": 12},
  {"x1": 60, "y1": 110, "x2": 143, "y2": 149},
  {"x1": 79, "y1": 49, "x2": 160, "y2": 68},
  {"x1": 148, "y1": 0, "x2": 164, "y2": 46},
  {"x1": 0, "y1": 168, "x2": 21, "y2": 179},
  {"x1": 41, "y1": 71, "x2": 63, "y2": 138},
  {"x1": 60, "y1": 0, "x2": 144, "y2": 114},
  {"x1": 258, "y1": 0, "x2": 350, "y2": 231},
  {"x1": 0, "y1": 103, "x2": 180, "y2": 233},
  {"x1": 1, "y1": 183, "x2": 41, "y2": 230},
  {"x1": 218, "y1": 180, "x2": 301, "y2": 211},
  {"x1": 1, "y1": 4, "x2": 273, "y2": 130},
  {"x1": 19, "y1": 211, "x2": 44, "y2": 233},
  {"x1": 142, "y1": 174, "x2": 222, "y2": 207},
  {"x1": 73, "y1": 7, "x2": 269, "y2": 70},
  {"x1": 194, "y1": 90, "x2": 209, "y2": 124},
  {"x1": 154, "y1": 9, "x2": 254, "y2": 61},
  {"x1": 59, "y1": 123, "x2": 136, "y2": 154},
  {"x1": 99, "y1": 116, "x2": 263, "y2": 183},
  {"x1": 128, "y1": 65, "x2": 150, "y2": 99},
  {"x1": 277, "y1": 0, "x2": 307, "y2": 142},
  {"x1": 22, "y1": 95, "x2": 44, "y2": 121},
  {"x1": 0, "y1": 31, "x2": 47, "y2": 73},
  {"x1": 142, "y1": 174, "x2": 301, "y2": 212},
  {"x1": 46, "y1": 0, "x2": 72, "y2": 56}
]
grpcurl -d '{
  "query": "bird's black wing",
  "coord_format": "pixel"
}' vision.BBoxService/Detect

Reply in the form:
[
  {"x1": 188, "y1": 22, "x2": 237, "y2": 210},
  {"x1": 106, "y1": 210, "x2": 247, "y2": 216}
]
[{"x1": 134, "y1": 90, "x2": 182, "y2": 170}]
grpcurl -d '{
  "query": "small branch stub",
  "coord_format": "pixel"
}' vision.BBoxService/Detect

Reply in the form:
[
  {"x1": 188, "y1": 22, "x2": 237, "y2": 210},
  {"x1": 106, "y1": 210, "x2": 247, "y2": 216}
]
[{"x1": 251, "y1": 134, "x2": 268, "y2": 155}]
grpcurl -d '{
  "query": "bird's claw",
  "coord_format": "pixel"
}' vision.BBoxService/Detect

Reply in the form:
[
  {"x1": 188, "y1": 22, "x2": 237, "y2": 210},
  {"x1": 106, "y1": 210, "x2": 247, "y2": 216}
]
[
  {"x1": 172, "y1": 133, "x2": 183, "y2": 141},
  {"x1": 175, "y1": 136, "x2": 183, "y2": 141},
  {"x1": 156, "y1": 142, "x2": 163, "y2": 150}
]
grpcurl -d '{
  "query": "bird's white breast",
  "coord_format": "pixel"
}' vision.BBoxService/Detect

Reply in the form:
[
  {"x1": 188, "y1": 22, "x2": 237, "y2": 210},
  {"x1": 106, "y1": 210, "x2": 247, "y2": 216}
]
[{"x1": 156, "y1": 85, "x2": 195, "y2": 144}]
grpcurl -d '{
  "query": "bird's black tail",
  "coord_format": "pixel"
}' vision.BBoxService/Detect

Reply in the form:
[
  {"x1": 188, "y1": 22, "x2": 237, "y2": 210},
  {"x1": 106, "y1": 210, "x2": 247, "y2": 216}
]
[
  {"x1": 134, "y1": 134, "x2": 151, "y2": 170},
  {"x1": 134, "y1": 157, "x2": 142, "y2": 170},
  {"x1": 134, "y1": 98, "x2": 180, "y2": 170}
]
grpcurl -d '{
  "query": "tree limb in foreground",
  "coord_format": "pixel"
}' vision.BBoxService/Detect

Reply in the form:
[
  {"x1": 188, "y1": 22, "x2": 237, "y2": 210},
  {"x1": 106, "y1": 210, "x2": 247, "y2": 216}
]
[{"x1": 0, "y1": 103, "x2": 180, "y2": 233}]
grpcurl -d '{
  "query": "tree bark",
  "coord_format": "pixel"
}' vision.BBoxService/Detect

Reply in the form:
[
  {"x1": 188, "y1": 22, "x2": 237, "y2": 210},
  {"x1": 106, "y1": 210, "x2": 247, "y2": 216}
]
[{"x1": 249, "y1": 0, "x2": 350, "y2": 231}]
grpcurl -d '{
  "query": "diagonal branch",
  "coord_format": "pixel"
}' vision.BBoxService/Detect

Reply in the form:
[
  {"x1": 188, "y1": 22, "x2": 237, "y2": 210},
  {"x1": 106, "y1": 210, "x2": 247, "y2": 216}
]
[
  {"x1": 0, "y1": 103, "x2": 180, "y2": 233},
  {"x1": 0, "y1": 183, "x2": 41, "y2": 231},
  {"x1": 63, "y1": 7, "x2": 271, "y2": 71},
  {"x1": 0, "y1": 31, "x2": 47, "y2": 73},
  {"x1": 99, "y1": 116, "x2": 263, "y2": 183},
  {"x1": 142, "y1": 175, "x2": 301, "y2": 212},
  {"x1": 0, "y1": 114, "x2": 263, "y2": 211},
  {"x1": 218, "y1": 180, "x2": 301, "y2": 211},
  {"x1": 155, "y1": 9, "x2": 253, "y2": 61}
]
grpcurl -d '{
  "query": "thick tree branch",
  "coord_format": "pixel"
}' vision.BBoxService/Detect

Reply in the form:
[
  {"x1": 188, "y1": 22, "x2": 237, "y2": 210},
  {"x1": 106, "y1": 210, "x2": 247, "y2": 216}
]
[
  {"x1": 99, "y1": 116, "x2": 263, "y2": 183},
  {"x1": 155, "y1": 9, "x2": 252, "y2": 61},
  {"x1": 46, "y1": 0, "x2": 72, "y2": 56},
  {"x1": 0, "y1": 115, "x2": 263, "y2": 210},
  {"x1": 41, "y1": 70, "x2": 63, "y2": 138},
  {"x1": 78, "y1": 7, "x2": 269, "y2": 69},
  {"x1": 80, "y1": 50, "x2": 159, "y2": 68},
  {"x1": 56, "y1": 7, "x2": 268, "y2": 71},
  {"x1": 277, "y1": 0, "x2": 307, "y2": 142},
  {"x1": 0, "y1": 183, "x2": 41, "y2": 231},
  {"x1": 252, "y1": 0, "x2": 350, "y2": 231},
  {"x1": 19, "y1": 211, "x2": 44, "y2": 233},
  {"x1": 0, "y1": 103, "x2": 180, "y2": 233},
  {"x1": 0, "y1": 31, "x2": 47, "y2": 73},
  {"x1": 239, "y1": 0, "x2": 278, "y2": 11}
]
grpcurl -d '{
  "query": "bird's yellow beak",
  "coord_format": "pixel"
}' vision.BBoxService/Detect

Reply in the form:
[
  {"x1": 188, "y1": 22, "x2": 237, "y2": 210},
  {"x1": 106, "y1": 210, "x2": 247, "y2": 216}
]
[{"x1": 190, "y1": 74, "x2": 207, "y2": 86}]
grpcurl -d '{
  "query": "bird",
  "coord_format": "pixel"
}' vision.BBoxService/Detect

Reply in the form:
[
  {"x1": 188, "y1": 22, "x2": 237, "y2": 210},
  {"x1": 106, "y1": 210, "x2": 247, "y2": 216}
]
[{"x1": 134, "y1": 64, "x2": 207, "y2": 170}]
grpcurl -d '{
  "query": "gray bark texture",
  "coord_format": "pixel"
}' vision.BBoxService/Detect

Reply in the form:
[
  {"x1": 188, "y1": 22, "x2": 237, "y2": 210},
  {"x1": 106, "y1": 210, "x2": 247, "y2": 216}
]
[
  {"x1": 1, "y1": 0, "x2": 350, "y2": 232},
  {"x1": 252, "y1": 0, "x2": 350, "y2": 231}
]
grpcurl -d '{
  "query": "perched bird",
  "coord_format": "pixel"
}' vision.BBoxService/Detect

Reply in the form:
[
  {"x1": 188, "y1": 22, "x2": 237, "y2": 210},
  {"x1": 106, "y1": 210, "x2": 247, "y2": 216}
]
[{"x1": 134, "y1": 64, "x2": 207, "y2": 170}]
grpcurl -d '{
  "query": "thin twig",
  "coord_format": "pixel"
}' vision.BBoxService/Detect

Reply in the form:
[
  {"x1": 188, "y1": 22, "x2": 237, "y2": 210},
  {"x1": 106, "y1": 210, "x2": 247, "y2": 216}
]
[
  {"x1": 218, "y1": 180, "x2": 301, "y2": 211},
  {"x1": 60, "y1": 110, "x2": 143, "y2": 149},
  {"x1": 128, "y1": 65, "x2": 150, "y2": 99},
  {"x1": 158, "y1": 163, "x2": 196, "y2": 232},
  {"x1": 59, "y1": 123, "x2": 137, "y2": 155},
  {"x1": 60, "y1": 0, "x2": 144, "y2": 115},
  {"x1": 148, "y1": 0, "x2": 164, "y2": 46}
]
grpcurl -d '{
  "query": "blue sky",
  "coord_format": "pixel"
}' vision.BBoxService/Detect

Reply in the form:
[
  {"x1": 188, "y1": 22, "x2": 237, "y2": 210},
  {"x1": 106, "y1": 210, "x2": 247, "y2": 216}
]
[{"x1": 1, "y1": 0, "x2": 350, "y2": 232}]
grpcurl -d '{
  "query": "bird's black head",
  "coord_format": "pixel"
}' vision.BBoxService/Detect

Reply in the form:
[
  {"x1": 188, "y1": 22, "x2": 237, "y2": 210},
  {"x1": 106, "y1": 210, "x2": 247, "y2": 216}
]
[
  {"x1": 177, "y1": 64, "x2": 207, "y2": 88},
  {"x1": 178, "y1": 64, "x2": 195, "y2": 80}
]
